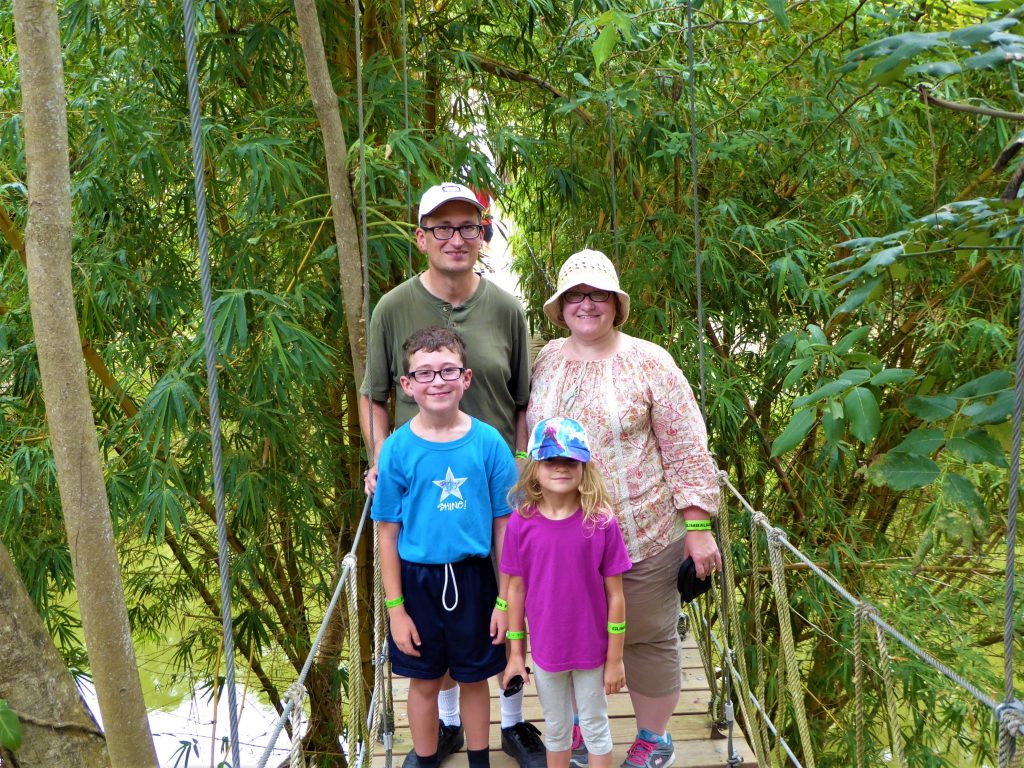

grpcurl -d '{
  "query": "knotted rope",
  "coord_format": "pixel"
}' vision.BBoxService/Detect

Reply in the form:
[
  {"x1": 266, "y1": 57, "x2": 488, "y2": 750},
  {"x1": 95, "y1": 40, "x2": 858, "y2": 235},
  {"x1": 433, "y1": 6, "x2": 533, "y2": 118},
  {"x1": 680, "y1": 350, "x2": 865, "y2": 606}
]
[
  {"x1": 283, "y1": 683, "x2": 306, "y2": 768},
  {"x1": 765, "y1": 527, "x2": 818, "y2": 768}
]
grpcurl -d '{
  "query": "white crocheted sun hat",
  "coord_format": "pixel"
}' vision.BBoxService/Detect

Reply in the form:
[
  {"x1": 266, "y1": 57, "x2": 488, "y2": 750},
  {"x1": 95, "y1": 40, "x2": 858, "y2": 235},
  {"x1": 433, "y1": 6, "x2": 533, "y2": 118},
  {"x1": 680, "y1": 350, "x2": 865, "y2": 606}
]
[{"x1": 543, "y1": 249, "x2": 630, "y2": 328}]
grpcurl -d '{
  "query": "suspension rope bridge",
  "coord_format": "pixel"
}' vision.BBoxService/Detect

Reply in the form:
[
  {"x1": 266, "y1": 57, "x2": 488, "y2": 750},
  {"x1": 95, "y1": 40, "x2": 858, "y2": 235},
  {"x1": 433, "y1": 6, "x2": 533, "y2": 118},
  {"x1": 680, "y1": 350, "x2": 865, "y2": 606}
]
[{"x1": 171, "y1": 1, "x2": 1024, "y2": 767}]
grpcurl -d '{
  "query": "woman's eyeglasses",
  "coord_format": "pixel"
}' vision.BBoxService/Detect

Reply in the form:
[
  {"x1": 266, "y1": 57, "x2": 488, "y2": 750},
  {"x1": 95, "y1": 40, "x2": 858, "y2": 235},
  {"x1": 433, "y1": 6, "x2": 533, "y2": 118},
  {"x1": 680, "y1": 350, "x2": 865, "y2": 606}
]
[
  {"x1": 421, "y1": 224, "x2": 483, "y2": 241},
  {"x1": 563, "y1": 289, "x2": 611, "y2": 304},
  {"x1": 405, "y1": 367, "x2": 466, "y2": 383}
]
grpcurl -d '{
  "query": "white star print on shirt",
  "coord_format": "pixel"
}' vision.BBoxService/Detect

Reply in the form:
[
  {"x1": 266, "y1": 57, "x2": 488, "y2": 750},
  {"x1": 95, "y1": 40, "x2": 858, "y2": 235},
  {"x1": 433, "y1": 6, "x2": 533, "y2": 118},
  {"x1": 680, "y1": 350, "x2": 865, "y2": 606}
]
[{"x1": 433, "y1": 467, "x2": 468, "y2": 502}]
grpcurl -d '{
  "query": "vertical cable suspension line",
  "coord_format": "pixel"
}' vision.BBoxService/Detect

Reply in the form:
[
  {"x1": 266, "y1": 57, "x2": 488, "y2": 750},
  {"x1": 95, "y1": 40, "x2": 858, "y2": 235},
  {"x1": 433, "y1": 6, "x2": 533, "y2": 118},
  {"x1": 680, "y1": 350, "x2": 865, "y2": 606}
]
[
  {"x1": 607, "y1": 99, "x2": 619, "y2": 269},
  {"x1": 179, "y1": 1, "x2": 241, "y2": 765}
]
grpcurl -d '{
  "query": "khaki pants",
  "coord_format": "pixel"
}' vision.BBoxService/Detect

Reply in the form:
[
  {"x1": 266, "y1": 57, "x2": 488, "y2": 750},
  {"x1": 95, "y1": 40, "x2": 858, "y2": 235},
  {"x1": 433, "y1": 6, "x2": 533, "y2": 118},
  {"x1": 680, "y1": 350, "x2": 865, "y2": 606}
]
[{"x1": 622, "y1": 537, "x2": 684, "y2": 697}]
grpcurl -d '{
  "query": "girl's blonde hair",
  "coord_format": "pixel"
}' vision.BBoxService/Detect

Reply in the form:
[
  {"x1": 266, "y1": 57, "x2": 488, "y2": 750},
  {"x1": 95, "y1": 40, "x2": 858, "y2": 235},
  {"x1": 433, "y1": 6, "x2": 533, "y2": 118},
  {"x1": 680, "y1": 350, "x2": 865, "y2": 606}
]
[{"x1": 508, "y1": 459, "x2": 615, "y2": 531}]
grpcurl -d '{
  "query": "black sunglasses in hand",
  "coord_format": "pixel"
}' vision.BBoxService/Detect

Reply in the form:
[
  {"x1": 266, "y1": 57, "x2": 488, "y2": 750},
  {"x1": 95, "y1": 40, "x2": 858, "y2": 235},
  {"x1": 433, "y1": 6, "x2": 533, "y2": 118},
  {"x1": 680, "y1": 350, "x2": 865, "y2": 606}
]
[{"x1": 504, "y1": 667, "x2": 532, "y2": 697}]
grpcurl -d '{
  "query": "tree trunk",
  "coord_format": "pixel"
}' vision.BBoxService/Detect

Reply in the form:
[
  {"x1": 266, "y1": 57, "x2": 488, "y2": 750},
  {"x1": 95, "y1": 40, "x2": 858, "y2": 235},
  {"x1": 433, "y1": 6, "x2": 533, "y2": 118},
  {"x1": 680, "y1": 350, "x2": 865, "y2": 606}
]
[
  {"x1": 11, "y1": 1, "x2": 158, "y2": 766},
  {"x1": 0, "y1": 540, "x2": 110, "y2": 768},
  {"x1": 293, "y1": 0, "x2": 367, "y2": 384}
]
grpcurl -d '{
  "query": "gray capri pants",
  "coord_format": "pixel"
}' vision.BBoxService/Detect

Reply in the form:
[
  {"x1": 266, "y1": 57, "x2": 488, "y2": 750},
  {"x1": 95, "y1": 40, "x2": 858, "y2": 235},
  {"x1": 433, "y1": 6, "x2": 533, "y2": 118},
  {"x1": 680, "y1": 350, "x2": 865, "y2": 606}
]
[{"x1": 533, "y1": 665, "x2": 612, "y2": 755}]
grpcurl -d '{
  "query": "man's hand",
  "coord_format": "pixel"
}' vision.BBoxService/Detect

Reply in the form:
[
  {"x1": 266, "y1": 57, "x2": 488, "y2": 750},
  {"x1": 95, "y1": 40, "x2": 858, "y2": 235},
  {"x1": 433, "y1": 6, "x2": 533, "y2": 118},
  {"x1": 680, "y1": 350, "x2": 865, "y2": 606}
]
[{"x1": 364, "y1": 464, "x2": 379, "y2": 496}]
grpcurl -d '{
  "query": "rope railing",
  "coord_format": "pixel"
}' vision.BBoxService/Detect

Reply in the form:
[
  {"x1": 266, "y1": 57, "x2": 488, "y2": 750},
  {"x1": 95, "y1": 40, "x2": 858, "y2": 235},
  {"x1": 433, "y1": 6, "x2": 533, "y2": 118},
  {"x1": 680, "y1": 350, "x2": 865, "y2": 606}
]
[
  {"x1": 255, "y1": 500, "x2": 372, "y2": 768},
  {"x1": 700, "y1": 466, "x2": 1024, "y2": 768}
]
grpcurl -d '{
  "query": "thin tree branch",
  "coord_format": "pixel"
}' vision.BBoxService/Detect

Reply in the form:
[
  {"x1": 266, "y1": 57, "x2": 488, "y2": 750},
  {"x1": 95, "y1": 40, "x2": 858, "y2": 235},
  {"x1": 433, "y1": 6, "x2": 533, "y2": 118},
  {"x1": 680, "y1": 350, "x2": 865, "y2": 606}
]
[
  {"x1": 457, "y1": 51, "x2": 595, "y2": 126},
  {"x1": 918, "y1": 85, "x2": 1024, "y2": 123}
]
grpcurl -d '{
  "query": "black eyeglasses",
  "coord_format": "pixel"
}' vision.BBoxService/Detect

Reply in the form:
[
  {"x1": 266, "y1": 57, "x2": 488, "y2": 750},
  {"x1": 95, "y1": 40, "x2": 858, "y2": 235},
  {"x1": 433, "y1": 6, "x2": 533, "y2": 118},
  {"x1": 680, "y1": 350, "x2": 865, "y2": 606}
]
[
  {"x1": 563, "y1": 289, "x2": 612, "y2": 304},
  {"x1": 504, "y1": 667, "x2": 532, "y2": 697},
  {"x1": 406, "y1": 366, "x2": 466, "y2": 383},
  {"x1": 422, "y1": 224, "x2": 483, "y2": 241}
]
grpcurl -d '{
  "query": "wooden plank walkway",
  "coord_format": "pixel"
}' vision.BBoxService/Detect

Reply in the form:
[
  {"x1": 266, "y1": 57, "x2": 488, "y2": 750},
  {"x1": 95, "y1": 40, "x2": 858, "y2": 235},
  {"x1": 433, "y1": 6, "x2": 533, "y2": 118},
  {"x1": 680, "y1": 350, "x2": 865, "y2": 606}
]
[{"x1": 375, "y1": 635, "x2": 759, "y2": 768}]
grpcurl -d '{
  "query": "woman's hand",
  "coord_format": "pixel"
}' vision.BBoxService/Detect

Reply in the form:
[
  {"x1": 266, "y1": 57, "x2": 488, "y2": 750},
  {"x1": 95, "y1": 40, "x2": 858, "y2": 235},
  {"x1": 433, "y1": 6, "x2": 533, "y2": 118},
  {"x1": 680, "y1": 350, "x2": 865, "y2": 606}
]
[{"x1": 683, "y1": 530, "x2": 721, "y2": 580}]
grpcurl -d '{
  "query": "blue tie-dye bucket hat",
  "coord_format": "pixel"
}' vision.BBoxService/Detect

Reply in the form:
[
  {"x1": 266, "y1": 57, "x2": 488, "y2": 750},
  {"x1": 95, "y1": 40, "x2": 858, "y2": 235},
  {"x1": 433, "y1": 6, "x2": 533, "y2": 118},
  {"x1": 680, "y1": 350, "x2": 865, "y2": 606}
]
[{"x1": 527, "y1": 417, "x2": 592, "y2": 462}]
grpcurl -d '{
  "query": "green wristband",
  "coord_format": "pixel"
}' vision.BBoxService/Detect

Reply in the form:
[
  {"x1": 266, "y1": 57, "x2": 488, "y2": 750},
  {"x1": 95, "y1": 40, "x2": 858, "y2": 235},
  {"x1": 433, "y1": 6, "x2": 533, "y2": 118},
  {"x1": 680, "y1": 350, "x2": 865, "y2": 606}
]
[
  {"x1": 608, "y1": 621, "x2": 626, "y2": 635},
  {"x1": 514, "y1": 451, "x2": 529, "y2": 460},
  {"x1": 506, "y1": 630, "x2": 526, "y2": 640},
  {"x1": 495, "y1": 597, "x2": 508, "y2": 611},
  {"x1": 385, "y1": 596, "x2": 405, "y2": 609},
  {"x1": 685, "y1": 519, "x2": 713, "y2": 531}
]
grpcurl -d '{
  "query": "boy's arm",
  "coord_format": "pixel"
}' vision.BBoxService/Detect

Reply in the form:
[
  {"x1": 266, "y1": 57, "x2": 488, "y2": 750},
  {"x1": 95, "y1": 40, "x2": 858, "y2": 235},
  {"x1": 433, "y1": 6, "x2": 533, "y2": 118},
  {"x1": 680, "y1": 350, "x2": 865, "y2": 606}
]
[
  {"x1": 604, "y1": 574, "x2": 626, "y2": 694},
  {"x1": 501, "y1": 574, "x2": 530, "y2": 689},
  {"x1": 491, "y1": 514, "x2": 510, "y2": 644},
  {"x1": 379, "y1": 521, "x2": 420, "y2": 657}
]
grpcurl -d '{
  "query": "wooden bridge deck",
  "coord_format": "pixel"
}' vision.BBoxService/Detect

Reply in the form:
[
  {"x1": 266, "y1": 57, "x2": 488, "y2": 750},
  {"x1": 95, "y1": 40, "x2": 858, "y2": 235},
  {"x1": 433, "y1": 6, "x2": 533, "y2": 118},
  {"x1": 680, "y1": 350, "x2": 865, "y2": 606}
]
[{"x1": 375, "y1": 635, "x2": 759, "y2": 768}]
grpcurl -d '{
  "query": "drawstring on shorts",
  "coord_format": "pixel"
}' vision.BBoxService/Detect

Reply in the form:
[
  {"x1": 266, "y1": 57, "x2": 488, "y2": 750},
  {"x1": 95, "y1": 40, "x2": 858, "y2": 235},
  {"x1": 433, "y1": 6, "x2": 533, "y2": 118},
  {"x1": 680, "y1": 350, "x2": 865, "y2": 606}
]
[{"x1": 441, "y1": 562, "x2": 459, "y2": 612}]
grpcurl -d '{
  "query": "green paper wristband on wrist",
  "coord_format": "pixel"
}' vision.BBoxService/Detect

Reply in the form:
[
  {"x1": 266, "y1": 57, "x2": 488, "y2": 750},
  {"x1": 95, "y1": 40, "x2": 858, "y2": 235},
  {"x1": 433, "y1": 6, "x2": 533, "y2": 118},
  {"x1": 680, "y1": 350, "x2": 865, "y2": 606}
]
[
  {"x1": 685, "y1": 519, "x2": 713, "y2": 531},
  {"x1": 514, "y1": 451, "x2": 528, "y2": 460},
  {"x1": 608, "y1": 621, "x2": 626, "y2": 635},
  {"x1": 385, "y1": 596, "x2": 405, "y2": 609},
  {"x1": 506, "y1": 630, "x2": 526, "y2": 640},
  {"x1": 495, "y1": 597, "x2": 508, "y2": 611}
]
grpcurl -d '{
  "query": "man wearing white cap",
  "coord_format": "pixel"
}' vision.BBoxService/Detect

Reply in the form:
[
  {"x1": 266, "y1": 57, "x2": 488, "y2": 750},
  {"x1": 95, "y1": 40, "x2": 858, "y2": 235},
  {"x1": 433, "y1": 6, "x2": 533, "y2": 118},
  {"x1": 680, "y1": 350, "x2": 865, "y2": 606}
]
[{"x1": 359, "y1": 183, "x2": 543, "y2": 768}]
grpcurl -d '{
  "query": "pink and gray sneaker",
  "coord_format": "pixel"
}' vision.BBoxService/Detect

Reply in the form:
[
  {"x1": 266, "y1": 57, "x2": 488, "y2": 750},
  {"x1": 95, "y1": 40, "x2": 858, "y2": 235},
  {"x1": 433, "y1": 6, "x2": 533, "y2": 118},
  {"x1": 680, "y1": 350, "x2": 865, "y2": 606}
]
[{"x1": 620, "y1": 730, "x2": 674, "y2": 768}]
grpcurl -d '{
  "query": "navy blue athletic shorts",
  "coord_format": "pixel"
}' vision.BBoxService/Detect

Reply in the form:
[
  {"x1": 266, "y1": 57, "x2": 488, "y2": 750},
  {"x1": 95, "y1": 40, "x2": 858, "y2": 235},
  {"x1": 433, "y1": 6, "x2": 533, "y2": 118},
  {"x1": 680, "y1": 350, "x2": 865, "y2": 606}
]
[{"x1": 390, "y1": 556, "x2": 506, "y2": 683}]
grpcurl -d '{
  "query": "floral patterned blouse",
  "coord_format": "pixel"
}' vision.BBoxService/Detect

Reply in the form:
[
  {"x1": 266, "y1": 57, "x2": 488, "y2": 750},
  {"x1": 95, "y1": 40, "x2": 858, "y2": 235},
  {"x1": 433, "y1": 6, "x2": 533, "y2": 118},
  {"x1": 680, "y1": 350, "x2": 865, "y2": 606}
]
[{"x1": 528, "y1": 335, "x2": 719, "y2": 562}]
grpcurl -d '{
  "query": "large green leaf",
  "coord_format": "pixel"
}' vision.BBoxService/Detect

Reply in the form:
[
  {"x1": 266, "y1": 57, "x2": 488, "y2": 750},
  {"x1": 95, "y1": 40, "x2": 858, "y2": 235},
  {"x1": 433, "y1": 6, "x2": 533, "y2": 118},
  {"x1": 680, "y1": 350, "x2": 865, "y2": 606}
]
[
  {"x1": 844, "y1": 387, "x2": 880, "y2": 444},
  {"x1": 822, "y1": 411, "x2": 845, "y2": 444},
  {"x1": 592, "y1": 24, "x2": 618, "y2": 73},
  {"x1": 767, "y1": 0, "x2": 789, "y2": 29},
  {"x1": 906, "y1": 395, "x2": 957, "y2": 422},
  {"x1": 0, "y1": 700, "x2": 21, "y2": 752},
  {"x1": 833, "y1": 326, "x2": 871, "y2": 356},
  {"x1": 946, "y1": 429, "x2": 1008, "y2": 467},
  {"x1": 949, "y1": 17, "x2": 1019, "y2": 45},
  {"x1": 942, "y1": 473, "x2": 985, "y2": 513},
  {"x1": 951, "y1": 370, "x2": 1013, "y2": 399},
  {"x1": 832, "y1": 275, "x2": 883, "y2": 318},
  {"x1": 964, "y1": 389, "x2": 1014, "y2": 425},
  {"x1": 771, "y1": 409, "x2": 816, "y2": 457},
  {"x1": 871, "y1": 368, "x2": 917, "y2": 386},
  {"x1": 893, "y1": 428, "x2": 945, "y2": 456},
  {"x1": 867, "y1": 452, "x2": 941, "y2": 491},
  {"x1": 793, "y1": 379, "x2": 852, "y2": 408}
]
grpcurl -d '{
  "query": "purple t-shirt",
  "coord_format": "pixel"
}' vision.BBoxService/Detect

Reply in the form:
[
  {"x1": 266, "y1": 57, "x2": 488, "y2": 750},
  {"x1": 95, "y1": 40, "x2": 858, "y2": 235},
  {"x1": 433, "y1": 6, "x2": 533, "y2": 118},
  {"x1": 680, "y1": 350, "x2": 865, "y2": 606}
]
[{"x1": 500, "y1": 506, "x2": 632, "y2": 672}]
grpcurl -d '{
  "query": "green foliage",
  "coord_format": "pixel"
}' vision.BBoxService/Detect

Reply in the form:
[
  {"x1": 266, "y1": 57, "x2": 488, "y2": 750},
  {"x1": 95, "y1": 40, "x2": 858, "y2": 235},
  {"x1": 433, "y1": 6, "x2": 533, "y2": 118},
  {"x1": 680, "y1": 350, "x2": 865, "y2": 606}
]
[
  {"x1": 0, "y1": 700, "x2": 21, "y2": 752},
  {"x1": 3, "y1": 0, "x2": 1024, "y2": 764}
]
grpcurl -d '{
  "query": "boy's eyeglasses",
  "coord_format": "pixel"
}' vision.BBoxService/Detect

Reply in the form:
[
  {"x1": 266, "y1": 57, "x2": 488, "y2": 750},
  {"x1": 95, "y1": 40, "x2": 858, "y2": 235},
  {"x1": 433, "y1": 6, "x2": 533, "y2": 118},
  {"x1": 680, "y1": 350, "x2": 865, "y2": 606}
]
[
  {"x1": 406, "y1": 366, "x2": 466, "y2": 383},
  {"x1": 563, "y1": 289, "x2": 611, "y2": 304},
  {"x1": 504, "y1": 667, "x2": 531, "y2": 697},
  {"x1": 421, "y1": 224, "x2": 483, "y2": 241}
]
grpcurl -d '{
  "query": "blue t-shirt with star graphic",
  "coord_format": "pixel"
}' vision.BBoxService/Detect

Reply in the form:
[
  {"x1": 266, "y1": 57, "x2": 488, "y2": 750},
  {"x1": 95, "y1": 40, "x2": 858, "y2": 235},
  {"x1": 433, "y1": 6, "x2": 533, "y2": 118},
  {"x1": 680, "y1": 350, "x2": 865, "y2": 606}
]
[{"x1": 371, "y1": 418, "x2": 516, "y2": 564}]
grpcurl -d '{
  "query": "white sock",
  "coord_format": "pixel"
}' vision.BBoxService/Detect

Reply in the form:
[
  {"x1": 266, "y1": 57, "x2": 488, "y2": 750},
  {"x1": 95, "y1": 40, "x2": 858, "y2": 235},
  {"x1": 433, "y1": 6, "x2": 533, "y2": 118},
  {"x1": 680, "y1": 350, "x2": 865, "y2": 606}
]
[
  {"x1": 500, "y1": 689, "x2": 524, "y2": 729},
  {"x1": 438, "y1": 686, "x2": 461, "y2": 727}
]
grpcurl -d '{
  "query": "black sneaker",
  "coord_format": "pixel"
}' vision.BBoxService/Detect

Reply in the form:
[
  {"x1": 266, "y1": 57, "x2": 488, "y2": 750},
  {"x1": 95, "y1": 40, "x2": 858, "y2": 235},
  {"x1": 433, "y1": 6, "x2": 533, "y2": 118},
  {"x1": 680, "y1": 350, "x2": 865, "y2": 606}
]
[
  {"x1": 402, "y1": 720, "x2": 465, "y2": 768},
  {"x1": 501, "y1": 721, "x2": 547, "y2": 768}
]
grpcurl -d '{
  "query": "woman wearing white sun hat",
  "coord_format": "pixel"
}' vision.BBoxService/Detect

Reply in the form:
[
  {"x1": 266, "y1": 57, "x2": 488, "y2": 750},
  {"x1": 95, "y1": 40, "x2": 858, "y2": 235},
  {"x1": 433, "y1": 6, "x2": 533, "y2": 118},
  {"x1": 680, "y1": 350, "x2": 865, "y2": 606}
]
[{"x1": 527, "y1": 249, "x2": 721, "y2": 768}]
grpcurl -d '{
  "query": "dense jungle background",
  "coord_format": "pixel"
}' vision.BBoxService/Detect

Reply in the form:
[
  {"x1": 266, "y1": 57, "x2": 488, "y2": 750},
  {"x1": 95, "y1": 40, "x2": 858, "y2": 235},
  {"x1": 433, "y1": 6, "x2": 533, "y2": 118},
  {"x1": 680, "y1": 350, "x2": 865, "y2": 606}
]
[{"x1": 2, "y1": 0, "x2": 1024, "y2": 766}]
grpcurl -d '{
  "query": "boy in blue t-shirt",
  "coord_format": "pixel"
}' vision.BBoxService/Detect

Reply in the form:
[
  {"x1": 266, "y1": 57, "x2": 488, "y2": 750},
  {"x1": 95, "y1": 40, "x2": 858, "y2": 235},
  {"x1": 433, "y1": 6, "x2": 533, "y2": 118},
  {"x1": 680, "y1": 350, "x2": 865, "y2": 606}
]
[{"x1": 373, "y1": 326, "x2": 516, "y2": 768}]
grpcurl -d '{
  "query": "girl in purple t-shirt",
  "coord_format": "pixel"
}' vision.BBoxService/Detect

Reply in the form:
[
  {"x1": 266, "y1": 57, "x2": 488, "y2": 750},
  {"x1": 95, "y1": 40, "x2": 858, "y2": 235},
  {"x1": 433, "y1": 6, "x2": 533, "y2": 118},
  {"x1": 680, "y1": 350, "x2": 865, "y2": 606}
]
[{"x1": 501, "y1": 417, "x2": 632, "y2": 768}]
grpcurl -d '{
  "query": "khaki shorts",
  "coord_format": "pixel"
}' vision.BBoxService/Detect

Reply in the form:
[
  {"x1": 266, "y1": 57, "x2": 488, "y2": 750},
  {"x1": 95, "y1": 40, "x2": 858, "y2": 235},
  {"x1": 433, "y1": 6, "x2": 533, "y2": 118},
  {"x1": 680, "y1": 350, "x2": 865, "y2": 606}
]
[{"x1": 622, "y1": 537, "x2": 685, "y2": 697}]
